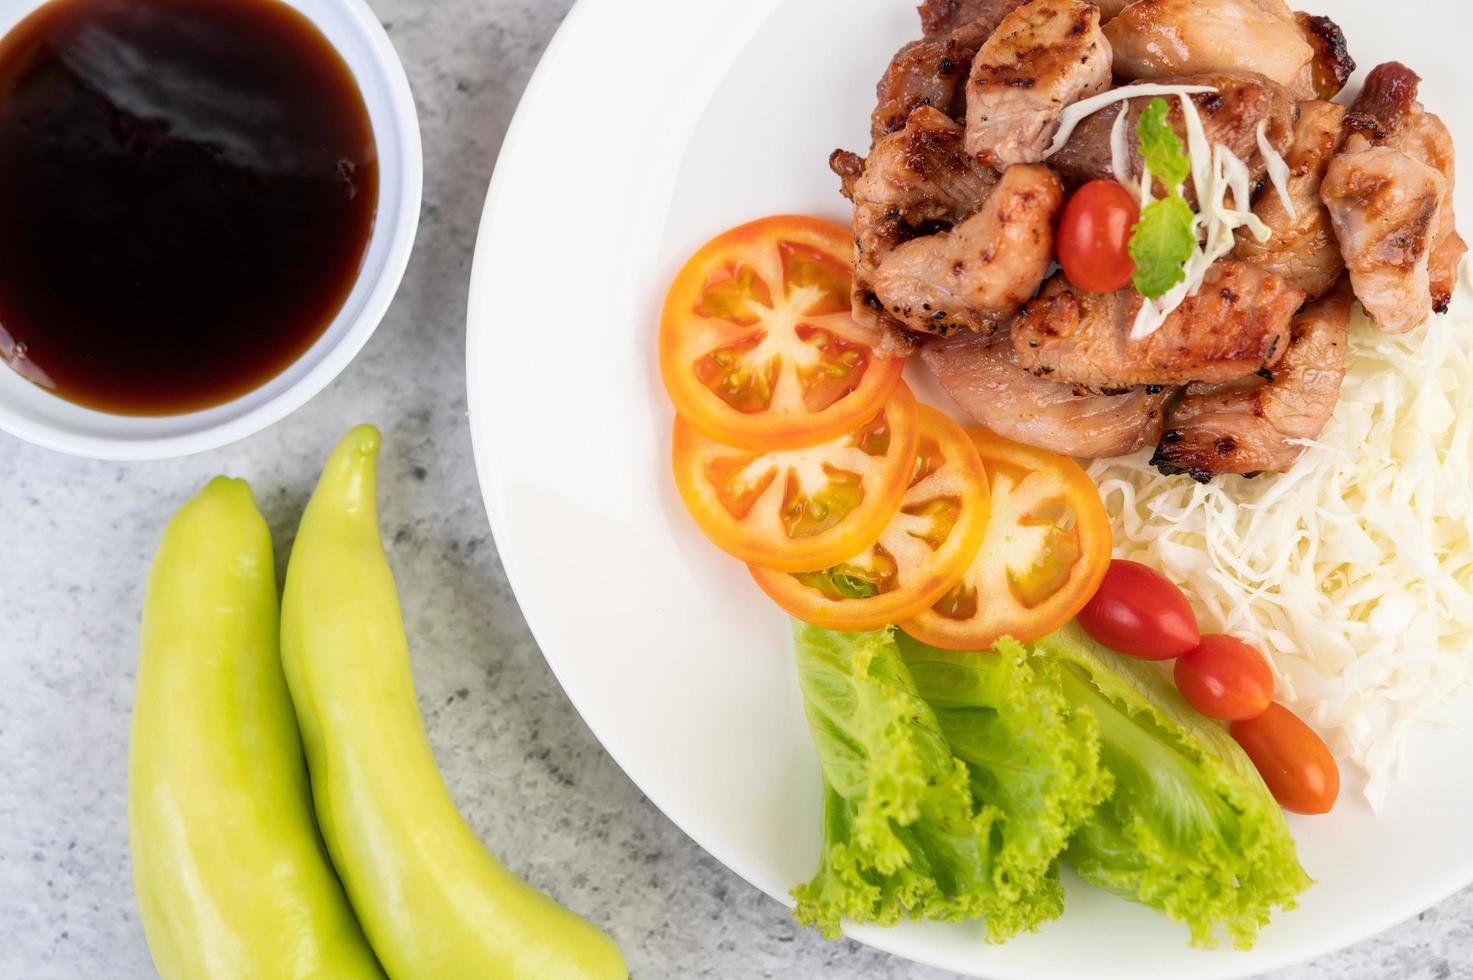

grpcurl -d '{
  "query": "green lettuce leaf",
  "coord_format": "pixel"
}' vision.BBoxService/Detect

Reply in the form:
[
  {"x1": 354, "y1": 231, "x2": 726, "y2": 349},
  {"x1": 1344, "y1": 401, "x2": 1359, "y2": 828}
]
[
  {"x1": 790, "y1": 623, "x2": 1076, "y2": 941},
  {"x1": 790, "y1": 624, "x2": 1112, "y2": 942},
  {"x1": 896, "y1": 633, "x2": 1111, "y2": 923},
  {"x1": 1035, "y1": 623, "x2": 1312, "y2": 949}
]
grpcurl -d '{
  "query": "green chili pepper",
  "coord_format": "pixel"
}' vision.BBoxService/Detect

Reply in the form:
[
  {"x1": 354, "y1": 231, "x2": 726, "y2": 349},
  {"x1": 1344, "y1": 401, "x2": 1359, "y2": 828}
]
[
  {"x1": 281, "y1": 426, "x2": 627, "y2": 980},
  {"x1": 130, "y1": 477, "x2": 384, "y2": 980}
]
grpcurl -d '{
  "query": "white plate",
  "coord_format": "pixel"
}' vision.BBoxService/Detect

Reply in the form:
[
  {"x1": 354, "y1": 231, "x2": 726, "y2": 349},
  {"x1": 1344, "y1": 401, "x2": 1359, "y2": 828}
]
[{"x1": 466, "y1": 1, "x2": 1473, "y2": 976}]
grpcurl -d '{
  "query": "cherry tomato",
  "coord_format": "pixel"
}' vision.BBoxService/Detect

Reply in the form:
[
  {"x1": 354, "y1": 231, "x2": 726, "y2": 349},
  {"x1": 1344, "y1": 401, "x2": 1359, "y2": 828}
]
[
  {"x1": 901, "y1": 428, "x2": 1111, "y2": 650},
  {"x1": 750, "y1": 406, "x2": 990, "y2": 631},
  {"x1": 660, "y1": 215, "x2": 906, "y2": 450},
  {"x1": 1076, "y1": 559, "x2": 1199, "y2": 660},
  {"x1": 1231, "y1": 703, "x2": 1340, "y2": 815},
  {"x1": 671, "y1": 383, "x2": 919, "y2": 572},
  {"x1": 1057, "y1": 180, "x2": 1139, "y2": 293},
  {"x1": 1174, "y1": 634, "x2": 1274, "y2": 721}
]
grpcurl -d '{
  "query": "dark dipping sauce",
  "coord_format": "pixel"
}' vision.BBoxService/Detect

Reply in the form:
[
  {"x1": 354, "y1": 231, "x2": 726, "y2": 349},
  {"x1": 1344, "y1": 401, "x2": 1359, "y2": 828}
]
[{"x1": 0, "y1": 0, "x2": 377, "y2": 415}]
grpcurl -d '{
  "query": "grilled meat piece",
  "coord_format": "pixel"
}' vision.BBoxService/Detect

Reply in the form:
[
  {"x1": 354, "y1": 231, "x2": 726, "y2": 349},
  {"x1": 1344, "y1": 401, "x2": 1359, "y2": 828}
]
[
  {"x1": 875, "y1": 0, "x2": 1032, "y2": 142},
  {"x1": 1092, "y1": 0, "x2": 1133, "y2": 21},
  {"x1": 918, "y1": 0, "x2": 1028, "y2": 35},
  {"x1": 1104, "y1": 0, "x2": 1314, "y2": 90},
  {"x1": 1383, "y1": 109, "x2": 1465, "y2": 313},
  {"x1": 1291, "y1": 12, "x2": 1354, "y2": 100},
  {"x1": 1011, "y1": 263, "x2": 1305, "y2": 389},
  {"x1": 1049, "y1": 72, "x2": 1294, "y2": 205},
  {"x1": 963, "y1": 0, "x2": 1113, "y2": 167},
  {"x1": 1343, "y1": 60, "x2": 1419, "y2": 140},
  {"x1": 873, "y1": 27, "x2": 989, "y2": 142},
  {"x1": 923, "y1": 328, "x2": 1176, "y2": 457},
  {"x1": 1322, "y1": 62, "x2": 1464, "y2": 330},
  {"x1": 872, "y1": 164, "x2": 1063, "y2": 336},
  {"x1": 835, "y1": 107, "x2": 1000, "y2": 356},
  {"x1": 1152, "y1": 277, "x2": 1352, "y2": 480},
  {"x1": 1323, "y1": 146, "x2": 1444, "y2": 332},
  {"x1": 1232, "y1": 99, "x2": 1348, "y2": 298}
]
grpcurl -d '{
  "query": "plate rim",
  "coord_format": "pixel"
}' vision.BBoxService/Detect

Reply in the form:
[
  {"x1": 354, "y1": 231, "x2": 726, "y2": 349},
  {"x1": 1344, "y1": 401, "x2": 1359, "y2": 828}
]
[{"x1": 464, "y1": 1, "x2": 1473, "y2": 976}]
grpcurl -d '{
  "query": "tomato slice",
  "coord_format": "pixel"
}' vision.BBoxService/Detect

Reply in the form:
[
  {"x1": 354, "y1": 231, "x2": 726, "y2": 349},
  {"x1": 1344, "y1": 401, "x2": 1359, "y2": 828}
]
[
  {"x1": 660, "y1": 215, "x2": 906, "y2": 450},
  {"x1": 748, "y1": 406, "x2": 990, "y2": 631},
  {"x1": 671, "y1": 383, "x2": 920, "y2": 572},
  {"x1": 901, "y1": 428, "x2": 1111, "y2": 650}
]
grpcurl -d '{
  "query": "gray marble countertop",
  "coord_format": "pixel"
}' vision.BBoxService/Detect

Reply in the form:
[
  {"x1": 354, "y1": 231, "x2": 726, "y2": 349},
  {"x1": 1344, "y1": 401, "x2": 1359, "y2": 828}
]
[{"x1": 1, "y1": 1, "x2": 1470, "y2": 977}]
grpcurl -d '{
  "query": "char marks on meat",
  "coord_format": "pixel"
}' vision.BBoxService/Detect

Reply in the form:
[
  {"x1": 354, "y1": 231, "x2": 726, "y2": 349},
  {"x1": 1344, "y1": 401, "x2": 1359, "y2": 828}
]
[
  {"x1": 923, "y1": 328, "x2": 1176, "y2": 458},
  {"x1": 963, "y1": 0, "x2": 1113, "y2": 167},
  {"x1": 1322, "y1": 62, "x2": 1465, "y2": 331},
  {"x1": 874, "y1": 0, "x2": 1030, "y2": 143},
  {"x1": 1104, "y1": 0, "x2": 1314, "y2": 89},
  {"x1": 1232, "y1": 99, "x2": 1348, "y2": 298},
  {"x1": 873, "y1": 28, "x2": 988, "y2": 142},
  {"x1": 1323, "y1": 146, "x2": 1443, "y2": 332},
  {"x1": 1011, "y1": 263, "x2": 1305, "y2": 390},
  {"x1": 1383, "y1": 109, "x2": 1466, "y2": 312},
  {"x1": 1049, "y1": 72, "x2": 1294, "y2": 204},
  {"x1": 1292, "y1": 12, "x2": 1354, "y2": 100},
  {"x1": 1152, "y1": 277, "x2": 1353, "y2": 480},
  {"x1": 872, "y1": 163, "x2": 1063, "y2": 337},
  {"x1": 836, "y1": 106, "x2": 999, "y2": 356}
]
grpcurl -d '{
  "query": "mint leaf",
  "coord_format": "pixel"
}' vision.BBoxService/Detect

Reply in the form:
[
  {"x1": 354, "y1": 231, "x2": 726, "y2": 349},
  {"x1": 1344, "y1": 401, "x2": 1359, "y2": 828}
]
[
  {"x1": 1129, "y1": 195, "x2": 1195, "y2": 299},
  {"x1": 1137, "y1": 97, "x2": 1190, "y2": 190}
]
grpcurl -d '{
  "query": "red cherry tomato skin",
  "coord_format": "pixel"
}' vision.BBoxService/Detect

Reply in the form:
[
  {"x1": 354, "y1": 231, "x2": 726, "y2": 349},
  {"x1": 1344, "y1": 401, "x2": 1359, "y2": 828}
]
[
  {"x1": 1231, "y1": 703, "x2": 1340, "y2": 815},
  {"x1": 1076, "y1": 559, "x2": 1200, "y2": 660},
  {"x1": 1174, "y1": 635, "x2": 1275, "y2": 721},
  {"x1": 1057, "y1": 180, "x2": 1140, "y2": 293}
]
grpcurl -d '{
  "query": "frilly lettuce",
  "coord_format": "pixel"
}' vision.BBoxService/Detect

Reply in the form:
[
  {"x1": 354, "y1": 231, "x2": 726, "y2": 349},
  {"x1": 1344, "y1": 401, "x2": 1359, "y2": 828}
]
[
  {"x1": 790, "y1": 623, "x2": 1105, "y2": 941},
  {"x1": 1037, "y1": 623, "x2": 1311, "y2": 949},
  {"x1": 790, "y1": 621, "x2": 1310, "y2": 950}
]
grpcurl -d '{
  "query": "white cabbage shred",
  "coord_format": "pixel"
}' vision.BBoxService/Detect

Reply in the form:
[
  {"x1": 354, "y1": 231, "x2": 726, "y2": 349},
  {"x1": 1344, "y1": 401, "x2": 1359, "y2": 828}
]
[{"x1": 1087, "y1": 310, "x2": 1473, "y2": 809}]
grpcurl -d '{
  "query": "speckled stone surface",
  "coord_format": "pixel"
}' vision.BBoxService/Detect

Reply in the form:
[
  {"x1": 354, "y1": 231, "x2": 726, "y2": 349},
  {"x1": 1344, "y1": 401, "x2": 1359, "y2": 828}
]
[{"x1": 0, "y1": 1, "x2": 1470, "y2": 977}]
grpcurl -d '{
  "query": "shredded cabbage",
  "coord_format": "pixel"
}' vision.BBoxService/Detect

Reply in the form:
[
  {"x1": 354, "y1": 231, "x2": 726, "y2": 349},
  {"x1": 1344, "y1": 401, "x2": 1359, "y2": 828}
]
[
  {"x1": 1042, "y1": 84, "x2": 1216, "y2": 158},
  {"x1": 1256, "y1": 119, "x2": 1296, "y2": 219},
  {"x1": 1088, "y1": 310, "x2": 1473, "y2": 808}
]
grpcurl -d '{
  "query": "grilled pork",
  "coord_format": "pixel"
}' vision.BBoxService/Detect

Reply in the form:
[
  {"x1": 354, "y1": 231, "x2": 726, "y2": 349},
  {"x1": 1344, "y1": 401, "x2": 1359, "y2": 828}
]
[
  {"x1": 1104, "y1": 0, "x2": 1314, "y2": 89},
  {"x1": 923, "y1": 328, "x2": 1176, "y2": 457},
  {"x1": 1232, "y1": 99, "x2": 1348, "y2": 299},
  {"x1": 871, "y1": 163, "x2": 1063, "y2": 337},
  {"x1": 963, "y1": 0, "x2": 1113, "y2": 167},
  {"x1": 1152, "y1": 277, "x2": 1353, "y2": 480},
  {"x1": 1048, "y1": 72, "x2": 1294, "y2": 204},
  {"x1": 1322, "y1": 62, "x2": 1465, "y2": 331},
  {"x1": 834, "y1": 106, "x2": 999, "y2": 355},
  {"x1": 1011, "y1": 263, "x2": 1305, "y2": 390}
]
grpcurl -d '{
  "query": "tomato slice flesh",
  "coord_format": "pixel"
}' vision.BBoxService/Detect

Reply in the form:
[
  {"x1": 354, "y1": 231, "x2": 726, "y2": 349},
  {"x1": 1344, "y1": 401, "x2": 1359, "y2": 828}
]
[
  {"x1": 780, "y1": 240, "x2": 851, "y2": 316},
  {"x1": 902, "y1": 428, "x2": 1111, "y2": 650},
  {"x1": 694, "y1": 333, "x2": 779, "y2": 413},
  {"x1": 661, "y1": 216, "x2": 905, "y2": 450},
  {"x1": 672, "y1": 384, "x2": 921, "y2": 572},
  {"x1": 694, "y1": 262, "x2": 773, "y2": 324},
  {"x1": 748, "y1": 407, "x2": 991, "y2": 631}
]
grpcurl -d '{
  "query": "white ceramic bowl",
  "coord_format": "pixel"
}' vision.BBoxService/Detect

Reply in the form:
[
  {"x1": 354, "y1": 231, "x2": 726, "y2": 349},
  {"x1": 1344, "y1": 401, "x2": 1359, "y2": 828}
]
[{"x1": 0, "y1": 0, "x2": 422, "y2": 460}]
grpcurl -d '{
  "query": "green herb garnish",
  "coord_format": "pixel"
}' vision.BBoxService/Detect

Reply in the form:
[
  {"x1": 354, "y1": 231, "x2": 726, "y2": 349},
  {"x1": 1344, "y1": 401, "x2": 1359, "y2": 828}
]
[{"x1": 1128, "y1": 97, "x2": 1197, "y2": 300}]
